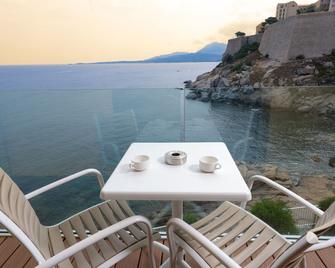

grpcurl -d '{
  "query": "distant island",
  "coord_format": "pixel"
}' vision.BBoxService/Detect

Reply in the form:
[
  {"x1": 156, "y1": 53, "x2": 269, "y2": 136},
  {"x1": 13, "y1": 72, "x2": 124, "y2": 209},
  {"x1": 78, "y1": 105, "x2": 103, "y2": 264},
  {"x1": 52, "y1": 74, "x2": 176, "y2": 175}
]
[{"x1": 91, "y1": 42, "x2": 226, "y2": 64}]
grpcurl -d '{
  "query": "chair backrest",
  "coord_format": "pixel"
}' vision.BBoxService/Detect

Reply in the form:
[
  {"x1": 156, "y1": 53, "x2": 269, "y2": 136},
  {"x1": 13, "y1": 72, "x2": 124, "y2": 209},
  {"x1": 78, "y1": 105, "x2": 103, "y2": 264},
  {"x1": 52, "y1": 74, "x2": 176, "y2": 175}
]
[
  {"x1": 315, "y1": 202, "x2": 335, "y2": 228},
  {"x1": 0, "y1": 168, "x2": 50, "y2": 260},
  {"x1": 271, "y1": 202, "x2": 335, "y2": 268}
]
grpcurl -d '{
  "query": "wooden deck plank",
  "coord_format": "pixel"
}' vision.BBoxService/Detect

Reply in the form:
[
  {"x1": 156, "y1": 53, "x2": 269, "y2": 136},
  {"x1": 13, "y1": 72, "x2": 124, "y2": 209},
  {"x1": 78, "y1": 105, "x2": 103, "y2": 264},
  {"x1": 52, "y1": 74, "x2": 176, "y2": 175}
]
[
  {"x1": 161, "y1": 239, "x2": 170, "y2": 265},
  {"x1": 315, "y1": 247, "x2": 335, "y2": 267},
  {"x1": 23, "y1": 257, "x2": 38, "y2": 268},
  {"x1": 138, "y1": 245, "x2": 162, "y2": 268},
  {"x1": 0, "y1": 237, "x2": 6, "y2": 246},
  {"x1": 305, "y1": 251, "x2": 327, "y2": 268},
  {"x1": 0, "y1": 237, "x2": 20, "y2": 266},
  {"x1": 2, "y1": 244, "x2": 33, "y2": 268},
  {"x1": 0, "y1": 236, "x2": 334, "y2": 268}
]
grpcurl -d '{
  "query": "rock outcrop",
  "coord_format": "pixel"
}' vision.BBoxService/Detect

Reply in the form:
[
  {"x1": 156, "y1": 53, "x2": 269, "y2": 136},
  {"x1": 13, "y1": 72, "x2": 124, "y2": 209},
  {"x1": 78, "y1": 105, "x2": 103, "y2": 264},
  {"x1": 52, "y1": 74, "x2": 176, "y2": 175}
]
[
  {"x1": 236, "y1": 161, "x2": 335, "y2": 208},
  {"x1": 330, "y1": 157, "x2": 335, "y2": 167},
  {"x1": 190, "y1": 162, "x2": 335, "y2": 217},
  {"x1": 186, "y1": 50, "x2": 335, "y2": 117}
]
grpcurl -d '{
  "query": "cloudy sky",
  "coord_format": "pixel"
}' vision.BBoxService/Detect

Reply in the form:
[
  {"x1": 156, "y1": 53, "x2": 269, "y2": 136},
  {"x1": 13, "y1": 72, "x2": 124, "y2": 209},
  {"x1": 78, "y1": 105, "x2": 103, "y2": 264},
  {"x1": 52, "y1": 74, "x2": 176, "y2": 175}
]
[{"x1": 0, "y1": 0, "x2": 310, "y2": 64}]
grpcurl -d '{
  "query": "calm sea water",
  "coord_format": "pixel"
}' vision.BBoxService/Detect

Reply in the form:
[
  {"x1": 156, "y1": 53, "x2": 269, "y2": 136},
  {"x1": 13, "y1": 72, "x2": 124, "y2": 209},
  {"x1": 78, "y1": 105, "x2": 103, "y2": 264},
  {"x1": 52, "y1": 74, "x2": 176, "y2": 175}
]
[{"x1": 0, "y1": 62, "x2": 334, "y2": 225}]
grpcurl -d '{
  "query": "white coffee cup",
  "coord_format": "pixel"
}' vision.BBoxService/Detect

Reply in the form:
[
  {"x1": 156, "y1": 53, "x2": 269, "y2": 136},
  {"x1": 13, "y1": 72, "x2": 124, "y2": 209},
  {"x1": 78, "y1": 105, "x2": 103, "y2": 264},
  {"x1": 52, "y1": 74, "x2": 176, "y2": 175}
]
[
  {"x1": 199, "y1": 156, "x2": 221, "y2": 173},
  {"x1": 129, "y1": 155, "x2": 150, "y2": 171}
]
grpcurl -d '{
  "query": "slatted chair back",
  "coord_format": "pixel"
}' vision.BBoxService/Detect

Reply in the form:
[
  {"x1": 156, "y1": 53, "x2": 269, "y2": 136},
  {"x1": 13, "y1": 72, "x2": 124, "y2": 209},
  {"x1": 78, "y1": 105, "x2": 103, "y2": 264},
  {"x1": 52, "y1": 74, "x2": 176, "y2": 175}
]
[
  {"x1": 0, "y1": 168, "x2": 51, "y2": 260},
  {"x1": 315, "y1": 201, "x2": 335, "y2": 228},
  {"x1": 271, "y1": 202, "x2": 335, "y2": 268}
]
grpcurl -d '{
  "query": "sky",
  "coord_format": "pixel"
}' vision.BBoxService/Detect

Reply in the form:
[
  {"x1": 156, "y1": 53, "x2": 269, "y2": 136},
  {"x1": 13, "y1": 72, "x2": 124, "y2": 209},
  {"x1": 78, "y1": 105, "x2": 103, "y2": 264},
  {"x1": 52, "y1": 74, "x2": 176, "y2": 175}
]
[{"x1": 0, "y1": 0, "x2": 311, "y2": 65}]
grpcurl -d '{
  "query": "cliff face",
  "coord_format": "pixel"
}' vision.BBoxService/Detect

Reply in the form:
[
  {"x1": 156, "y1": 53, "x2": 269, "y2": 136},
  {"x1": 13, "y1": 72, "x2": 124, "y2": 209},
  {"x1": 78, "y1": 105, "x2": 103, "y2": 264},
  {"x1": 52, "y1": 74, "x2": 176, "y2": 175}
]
[{"x1": 186, "y1": 50, "x2": 335, "y2": 117}]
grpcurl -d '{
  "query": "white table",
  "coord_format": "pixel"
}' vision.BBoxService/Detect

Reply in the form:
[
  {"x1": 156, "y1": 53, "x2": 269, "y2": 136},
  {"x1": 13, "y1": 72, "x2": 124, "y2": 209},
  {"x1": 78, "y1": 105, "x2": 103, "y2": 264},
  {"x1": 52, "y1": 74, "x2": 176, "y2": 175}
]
[{"x1": 100, "y1": 142, "x2": 252, "y2": 219}]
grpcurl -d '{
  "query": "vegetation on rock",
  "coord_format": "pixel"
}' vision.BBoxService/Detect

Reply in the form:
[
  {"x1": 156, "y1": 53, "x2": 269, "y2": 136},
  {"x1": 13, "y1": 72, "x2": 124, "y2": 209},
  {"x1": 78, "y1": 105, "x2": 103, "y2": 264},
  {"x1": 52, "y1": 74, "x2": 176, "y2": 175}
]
[
  {"x1": 251, "y1": 199, "x2": 298, "y2": 234},
  {"x1": 184, "y1": 212, "x2": 200, "y2": 224},
  {"x1": 257, "y1": 17, "x2": 278, "y2": 33},
  {"x1": 233, "y1": 43, "x2": 260, "y2": 60},
  {"x1": 265, "y1": 17, "x2": 278, "y2": 25},
  {"x1": 235, "y1": 31, "x2": 246, "y2": 37},
  {"x1": 298, "y1": 4, "x2": 316, "y2": 14},
  {"x1": 318, "y1": 196, "x2": 335, "y2": 211}
]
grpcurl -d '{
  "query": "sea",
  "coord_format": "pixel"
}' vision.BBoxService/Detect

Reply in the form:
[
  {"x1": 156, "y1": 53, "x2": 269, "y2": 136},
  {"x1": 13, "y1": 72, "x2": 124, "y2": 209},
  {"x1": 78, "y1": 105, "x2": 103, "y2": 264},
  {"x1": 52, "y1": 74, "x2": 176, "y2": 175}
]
[{"x1": 0, "y1": 62, "x2": 334, "y2": 225}]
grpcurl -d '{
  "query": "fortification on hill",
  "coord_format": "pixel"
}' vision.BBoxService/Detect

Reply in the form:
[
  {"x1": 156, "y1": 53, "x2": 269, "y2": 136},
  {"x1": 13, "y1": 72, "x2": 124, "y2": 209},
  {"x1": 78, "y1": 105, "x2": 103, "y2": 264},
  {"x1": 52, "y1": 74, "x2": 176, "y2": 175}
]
[
  {"x1": 223, "y1": 11, "x2": 335, "y2": 63},
  {"x1": 260, "y1": 12, "x2": 335, "y2": 62}
]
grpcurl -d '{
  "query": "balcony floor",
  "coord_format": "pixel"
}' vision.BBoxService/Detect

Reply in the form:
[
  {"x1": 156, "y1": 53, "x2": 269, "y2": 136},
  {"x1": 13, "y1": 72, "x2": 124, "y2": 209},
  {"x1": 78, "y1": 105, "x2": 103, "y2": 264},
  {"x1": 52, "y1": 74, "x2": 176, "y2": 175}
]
[{"x1": 0, "y1": 236, "x2": 334, "y2": 268}]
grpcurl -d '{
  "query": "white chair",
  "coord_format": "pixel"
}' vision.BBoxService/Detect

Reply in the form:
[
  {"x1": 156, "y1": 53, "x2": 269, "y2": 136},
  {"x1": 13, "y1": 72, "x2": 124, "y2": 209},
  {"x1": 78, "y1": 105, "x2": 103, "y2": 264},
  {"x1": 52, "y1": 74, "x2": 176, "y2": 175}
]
[
  {"x1": 0, "y1": 168, "x2": 160, "y2": 268},
  {"x1": 167, "y1": 175, "x2": 335, "y2": 268}
]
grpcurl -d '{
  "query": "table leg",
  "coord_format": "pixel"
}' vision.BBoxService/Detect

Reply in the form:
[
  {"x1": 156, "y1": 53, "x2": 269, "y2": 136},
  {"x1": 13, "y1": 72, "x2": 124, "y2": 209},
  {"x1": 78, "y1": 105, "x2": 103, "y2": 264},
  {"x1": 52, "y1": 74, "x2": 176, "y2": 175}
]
[{"x1": 171, "y1": 200, "x2": 183, "y2": 219}]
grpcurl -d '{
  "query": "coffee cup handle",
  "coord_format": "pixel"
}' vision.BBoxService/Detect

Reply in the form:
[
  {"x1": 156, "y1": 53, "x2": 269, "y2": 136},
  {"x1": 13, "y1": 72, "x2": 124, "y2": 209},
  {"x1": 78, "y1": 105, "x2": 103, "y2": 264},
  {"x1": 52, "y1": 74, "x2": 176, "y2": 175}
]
[
  {"x1": 215, "y1": 163, "x2": 222, "y2": 170},
  {"x1": 129, "y1": 163, "x2": 134, "y2": 170}
]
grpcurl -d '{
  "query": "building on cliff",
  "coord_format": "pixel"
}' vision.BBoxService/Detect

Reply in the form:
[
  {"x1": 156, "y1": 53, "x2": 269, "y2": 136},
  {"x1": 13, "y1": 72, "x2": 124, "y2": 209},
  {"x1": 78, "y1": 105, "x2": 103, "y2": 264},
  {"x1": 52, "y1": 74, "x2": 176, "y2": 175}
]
[
  {"x1": 276, "y1": 0, "x2": 331, "y2": 21},
  {"x1": 330, "y1": 0, "x2": 335, "y2": 11},
  {"x1": 276, "y1": 1, "x2": 299, "y2": 20},
  {"x1": 316, "y1": 0, "x2": 331, "y2": 11}
]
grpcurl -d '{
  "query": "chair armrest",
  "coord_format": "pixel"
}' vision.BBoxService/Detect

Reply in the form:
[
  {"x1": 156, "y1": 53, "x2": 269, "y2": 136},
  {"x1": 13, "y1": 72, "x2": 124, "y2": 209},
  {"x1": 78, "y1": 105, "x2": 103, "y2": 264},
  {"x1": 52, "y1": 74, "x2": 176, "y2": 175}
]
[
  {"x1": 167, "y1": 218, "x2": 241, "y2": 268},
  {"x1": 25, "y1": 169, "x2": 104, "y2": 200},
  {"x1": 241, "y1": 175, "x2": 323, "y2": 217},
  {"x1": 305, "y1": 237, "x2": 335, "y2": 252},
  {"x1": 36, "y1": 215, "x2": 155, "y2": 268}
]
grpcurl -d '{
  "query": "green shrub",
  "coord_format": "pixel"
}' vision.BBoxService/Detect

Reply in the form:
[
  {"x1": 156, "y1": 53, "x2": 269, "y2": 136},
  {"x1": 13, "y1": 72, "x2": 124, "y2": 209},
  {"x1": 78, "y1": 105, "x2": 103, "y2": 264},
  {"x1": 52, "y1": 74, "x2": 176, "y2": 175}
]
[
  {"x1": 298, "y1": 4, "x2": 316, "y2": 14},
  {"x1": 265, "y1": 17, "x2": 278, "y2": 25},
  {"x1": 234, "y1": 43, "x2": 260, "y2": 60},
  {"x1": 251, "y1": 199, "x2": 298, "y2": 234},
  {"x1": 184, "y1": 212, "x2": 200, "y2": 224},
  {"x1": 318, "y1": 196, "x2": 335, "y2": 211},
  {"x1": 245, "y1": 59, "x2": 253, "y2": 66},
  {"x1": 232, "y1": 63, "x2": 243, "y2": 73},
  {"x1": 223, "y1": 54, "x2": 234, "y2": 64},
  {"x1": 235, "y1": 31, "x2": 246, "y2": 37},
  {"x1": 305, "y1": 4, "x2": 316, "y2": 13},
  {"x1": 295, "y1": 54, "x2": 305, "y2": 60}
]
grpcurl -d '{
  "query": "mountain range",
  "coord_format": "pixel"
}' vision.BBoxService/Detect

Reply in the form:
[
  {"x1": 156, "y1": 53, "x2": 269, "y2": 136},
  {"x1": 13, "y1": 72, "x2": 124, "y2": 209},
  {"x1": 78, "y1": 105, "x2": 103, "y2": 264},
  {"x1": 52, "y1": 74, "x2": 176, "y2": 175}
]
[{"x1": 93, "y1": 42, "x2": 226, "y2": 64}]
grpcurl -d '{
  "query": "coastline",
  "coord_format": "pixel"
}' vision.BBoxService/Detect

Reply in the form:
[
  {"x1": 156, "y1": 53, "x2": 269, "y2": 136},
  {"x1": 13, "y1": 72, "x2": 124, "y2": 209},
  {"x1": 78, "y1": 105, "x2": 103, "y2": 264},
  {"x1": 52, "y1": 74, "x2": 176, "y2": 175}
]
[{"x1": 186, "y1": 86, "x2": 335, "y2": 117}]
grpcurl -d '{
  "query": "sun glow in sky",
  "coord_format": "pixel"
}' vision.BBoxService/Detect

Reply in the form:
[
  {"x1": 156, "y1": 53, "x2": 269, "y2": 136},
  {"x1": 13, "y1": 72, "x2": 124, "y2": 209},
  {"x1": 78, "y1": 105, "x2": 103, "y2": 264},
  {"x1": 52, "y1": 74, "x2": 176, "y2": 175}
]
[{"x1": 0, "y1": 0, "x2": 312, "y2": 64}]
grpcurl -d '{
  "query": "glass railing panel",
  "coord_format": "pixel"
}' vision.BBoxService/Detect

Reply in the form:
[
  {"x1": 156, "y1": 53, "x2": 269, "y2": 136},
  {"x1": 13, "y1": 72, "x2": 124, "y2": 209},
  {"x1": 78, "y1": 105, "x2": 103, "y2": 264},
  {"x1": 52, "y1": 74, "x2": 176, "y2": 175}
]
[
  {"x1": 184, "y1": 88, "x2": 335, "y2": 234},
  {"x1": 0, "y1": 88, "x2": 184, "y2": 225},
  {"x1": 1, "y1": 64, "x2": 333, "y2": 234}
]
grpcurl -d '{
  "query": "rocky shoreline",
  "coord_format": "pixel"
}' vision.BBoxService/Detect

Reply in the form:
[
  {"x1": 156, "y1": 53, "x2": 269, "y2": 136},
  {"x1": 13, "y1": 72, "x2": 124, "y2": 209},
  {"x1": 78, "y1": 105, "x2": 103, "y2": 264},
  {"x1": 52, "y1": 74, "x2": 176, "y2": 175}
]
[
  {"x1": 236, "y1": 162, "x2": 335, "y2": 208},
  {"x1": 190, "y1": 162, "x2": 335, "y2": 217},
  {"x1": 185, "y1": 51, "x2": 335, "y2": 117},
  {"x1": 186, "y1": 86, "x2": 335, "y2": 116},
  {"x1": 145, "y1": 161, "x2": 335, "y2": 226}
]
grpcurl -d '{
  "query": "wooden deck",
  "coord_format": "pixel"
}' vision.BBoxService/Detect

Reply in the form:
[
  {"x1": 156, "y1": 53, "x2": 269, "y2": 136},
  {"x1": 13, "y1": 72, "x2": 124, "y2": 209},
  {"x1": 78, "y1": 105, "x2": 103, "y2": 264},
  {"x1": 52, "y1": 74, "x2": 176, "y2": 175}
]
[{"x1": 0, "y1": 236, "x2": 334, "y2": 268}]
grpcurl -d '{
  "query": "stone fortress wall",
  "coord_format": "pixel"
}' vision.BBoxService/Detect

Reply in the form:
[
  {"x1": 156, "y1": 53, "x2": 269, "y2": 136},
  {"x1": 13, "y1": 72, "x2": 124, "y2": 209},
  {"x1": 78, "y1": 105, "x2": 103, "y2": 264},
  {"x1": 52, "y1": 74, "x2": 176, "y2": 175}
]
[
  {"x1": 259, "y1": 11, "x2": 335, "y2": 62},
  {"x1": 223, "y1": 34, "x2": 263, "y2": 59},
  {"x1": 223, "y1": 11, "x2": 335, "y2": 63}
]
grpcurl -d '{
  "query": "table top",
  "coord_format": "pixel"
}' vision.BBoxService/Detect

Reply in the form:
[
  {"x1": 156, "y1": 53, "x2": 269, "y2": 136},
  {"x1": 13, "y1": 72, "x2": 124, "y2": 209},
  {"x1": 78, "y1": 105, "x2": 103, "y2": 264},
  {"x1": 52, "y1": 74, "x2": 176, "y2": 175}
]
[{"x1": 100, "y1": 142, "x2": 252, "y2": 202}]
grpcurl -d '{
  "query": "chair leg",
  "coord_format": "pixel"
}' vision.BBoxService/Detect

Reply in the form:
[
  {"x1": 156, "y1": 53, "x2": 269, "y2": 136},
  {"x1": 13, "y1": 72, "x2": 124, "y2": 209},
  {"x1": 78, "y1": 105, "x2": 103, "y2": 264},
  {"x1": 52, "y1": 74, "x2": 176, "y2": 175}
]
[{"x1": 176, "y1": 246, "x2": 184, "y2": 267}]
